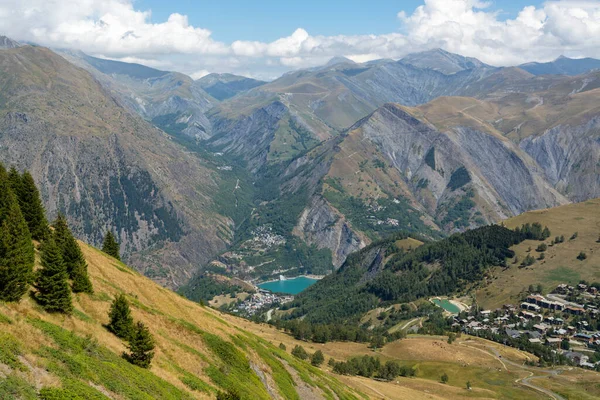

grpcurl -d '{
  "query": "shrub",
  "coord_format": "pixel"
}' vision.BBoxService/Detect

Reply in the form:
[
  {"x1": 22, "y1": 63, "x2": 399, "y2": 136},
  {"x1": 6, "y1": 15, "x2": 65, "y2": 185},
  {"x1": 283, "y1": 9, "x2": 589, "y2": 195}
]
[
  {"x1": 291, "y1": 345, "x2": 308, "y2": 360},
  {"x1": 311, "y1": 350, "x2": 324, "y2": 367}
]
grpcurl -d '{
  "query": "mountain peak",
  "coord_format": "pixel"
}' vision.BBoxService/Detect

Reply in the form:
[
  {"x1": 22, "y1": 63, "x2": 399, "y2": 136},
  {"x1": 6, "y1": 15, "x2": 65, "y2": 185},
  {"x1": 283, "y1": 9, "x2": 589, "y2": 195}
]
[
  {"x1": 325, "y1": 56, "x2": 355, "y2": 67},
  {"x1": 0, "y1": 35, "x2": 21, "y2": 49},
  {"x1": 400, "y1": 48, "x2": 490, "y2": 75}
]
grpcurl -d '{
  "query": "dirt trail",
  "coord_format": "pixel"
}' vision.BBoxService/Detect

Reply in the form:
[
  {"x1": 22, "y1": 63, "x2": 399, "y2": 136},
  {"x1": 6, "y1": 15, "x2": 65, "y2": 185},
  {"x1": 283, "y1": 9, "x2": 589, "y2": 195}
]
[{"x1": 459, "y1": 341, "x2": 568, "y2": 400}]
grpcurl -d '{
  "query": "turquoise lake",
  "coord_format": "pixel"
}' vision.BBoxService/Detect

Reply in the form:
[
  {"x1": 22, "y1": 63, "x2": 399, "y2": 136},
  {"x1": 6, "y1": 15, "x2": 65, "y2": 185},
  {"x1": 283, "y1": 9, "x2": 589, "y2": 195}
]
[
  {"x1": 432, "y1": 299, "x2": 461, "y2": 314},
  {"x1": 258, "y1": 277, "x2": 318, "y2": 295}
]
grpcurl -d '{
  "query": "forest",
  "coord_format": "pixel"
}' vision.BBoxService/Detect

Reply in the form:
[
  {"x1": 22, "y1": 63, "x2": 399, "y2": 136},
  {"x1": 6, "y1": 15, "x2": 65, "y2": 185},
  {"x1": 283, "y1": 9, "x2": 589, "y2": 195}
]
[{"x1": 283, "y1": 223, "x2": 551, "y2": 325}]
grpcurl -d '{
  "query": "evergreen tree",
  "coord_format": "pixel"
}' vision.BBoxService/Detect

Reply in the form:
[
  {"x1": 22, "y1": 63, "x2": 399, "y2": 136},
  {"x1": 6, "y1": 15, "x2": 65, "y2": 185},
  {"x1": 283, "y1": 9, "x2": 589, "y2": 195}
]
[
  {"x1": 7, "y1": 167, "x2": 21, "y2": 195},
  {"x1": 17, "y1": 172, "x2": 50, "y2": 241},
  {"x1": 52, "y1": 215, "x2": 93, "y2": 293},
  {"x1": 123, "y1": 322, "x2": 155, "y2": 368},
  {"x1": 0, "y1": 163, "x2": 12, "y2": 224},
  {"x1": 0, "y1": 191, "x2": 35, "y2": 302},
  {"x1": 71, "y1": 261, "x2": 94, "y2": 294},
  {"x1": 33, "y1": 237, "x2": 72, "y2": 313},
  {"x1": 107, "y1": 294, "x2": 134, "y2": 339},
  {"x1": 102, "y1": 231, "x2": 120, "y2": 260},
  {"x1": 311, "y1": 350, "x2": 325, "y2": 367}
]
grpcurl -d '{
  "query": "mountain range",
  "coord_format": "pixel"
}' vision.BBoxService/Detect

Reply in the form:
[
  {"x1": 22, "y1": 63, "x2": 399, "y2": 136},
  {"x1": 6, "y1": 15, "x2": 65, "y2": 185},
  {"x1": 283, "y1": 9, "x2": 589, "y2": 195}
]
[{"x1": 3, "y1": 36, "x2": 600, "y2": 290}]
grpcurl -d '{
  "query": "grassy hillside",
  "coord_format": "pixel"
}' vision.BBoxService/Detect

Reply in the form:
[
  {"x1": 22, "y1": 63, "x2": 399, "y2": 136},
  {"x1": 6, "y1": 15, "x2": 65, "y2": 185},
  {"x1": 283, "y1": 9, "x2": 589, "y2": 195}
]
[
  {"x1": 0, "y1": 241, "x2": 363, "y2": 400},
  {"x1": 477, "y1": 198, "x2": 600, "y2": 308}
]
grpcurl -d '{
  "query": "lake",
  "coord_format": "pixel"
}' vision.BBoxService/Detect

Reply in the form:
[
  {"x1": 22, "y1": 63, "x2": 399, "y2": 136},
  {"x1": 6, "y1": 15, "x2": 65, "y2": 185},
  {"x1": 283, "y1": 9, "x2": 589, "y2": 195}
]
[
  {"x1": 432, "y1": 298, "x2": 461, "y2": 314},
  {"x1": 258, "y1": 276, "x2": 319, "y2": 295}
]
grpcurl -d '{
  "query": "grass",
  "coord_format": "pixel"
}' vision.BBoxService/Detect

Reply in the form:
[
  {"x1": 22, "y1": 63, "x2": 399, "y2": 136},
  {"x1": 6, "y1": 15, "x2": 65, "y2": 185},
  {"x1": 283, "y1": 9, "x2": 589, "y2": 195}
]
[
  {"x1": 476, "y1": 198, "x2": 600, "y2": 308},
  {"x1": 0, "y1": 375, "x2": 38, "y2": 400},
  {"x1": 0, "y1": 239, "x2": 364, "y2": 399}
]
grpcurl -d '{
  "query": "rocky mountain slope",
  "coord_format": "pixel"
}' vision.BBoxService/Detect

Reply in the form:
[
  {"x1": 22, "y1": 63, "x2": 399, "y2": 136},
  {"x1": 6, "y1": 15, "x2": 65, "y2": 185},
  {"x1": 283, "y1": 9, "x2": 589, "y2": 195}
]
[
  {"x1": 0, "y1": 44, "x2": 230, "y2": 288},
  {"x1": 520, "y1": 55, "x2": 600, "y2": 76},
  {"x1": 58, "y1": 51, "x2": 217, "y2": 140},
  {"x1": 195, "y1": 73, "x2": 266, "y2": 101}
]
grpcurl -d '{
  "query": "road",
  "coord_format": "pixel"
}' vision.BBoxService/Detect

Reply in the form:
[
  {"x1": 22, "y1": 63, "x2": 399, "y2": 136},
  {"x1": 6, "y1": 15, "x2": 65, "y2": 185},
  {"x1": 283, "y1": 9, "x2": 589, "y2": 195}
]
[{"x1": 459, "y1": 340, "x2": 568, "y2": 400}]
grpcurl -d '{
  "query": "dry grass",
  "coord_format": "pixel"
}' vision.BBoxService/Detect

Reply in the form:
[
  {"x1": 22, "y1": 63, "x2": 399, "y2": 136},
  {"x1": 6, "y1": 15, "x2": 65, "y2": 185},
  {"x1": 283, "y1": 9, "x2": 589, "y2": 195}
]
[{"x1": 477, "y1": 198, "x2": 600, "y2": 308}]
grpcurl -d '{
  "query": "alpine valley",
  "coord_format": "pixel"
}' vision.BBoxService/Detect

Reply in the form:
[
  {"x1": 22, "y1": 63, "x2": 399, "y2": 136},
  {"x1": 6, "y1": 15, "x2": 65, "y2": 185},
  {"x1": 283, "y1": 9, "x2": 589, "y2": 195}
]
[{"x1": 4, "y1": 29, "x2": 600, "y2": 399}]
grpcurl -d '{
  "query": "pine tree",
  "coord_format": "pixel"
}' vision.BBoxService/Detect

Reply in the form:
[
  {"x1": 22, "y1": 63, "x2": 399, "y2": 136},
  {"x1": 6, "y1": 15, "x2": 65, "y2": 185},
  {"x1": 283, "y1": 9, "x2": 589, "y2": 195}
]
[
  {"x1": 123, "y1": 322, "x2": 155, "y2": 368},
  {"x1": 33, "y1": 236, "x2": 73, "y2": 313},
  {"x1": 0, "y1": 163, "x2": 12, "y2": 224},
  {"x1": 107, "y1": 294, "x2": 134, "y2": 339},
  {"x1": 52, "y1": 215, "x2": 93, "y2": 293},
  {"x1": 7, "y1": 167, "x2": 21, "y2": 195},
  {"x1": 102, "y1": 231, "x2": 120, "y2": 260},
  {"x1": 17, "y1": 172, "x2": 50, "y2": 241},
  {"x1": 71, "y1": 261, "x2": 94, "y2": 294},
  {"x1": 0, "y1": 191, "x2": 35, "y2": 302}
]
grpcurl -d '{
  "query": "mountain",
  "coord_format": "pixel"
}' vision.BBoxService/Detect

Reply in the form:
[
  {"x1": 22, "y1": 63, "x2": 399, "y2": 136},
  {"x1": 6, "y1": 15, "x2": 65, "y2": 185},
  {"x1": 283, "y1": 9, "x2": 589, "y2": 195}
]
[
  {"x1": 399, "y1": 48, "x2": 491, "y2": 75},
  {"x1": 195, "y1": 73, "x2": 266, "y2": 101},
  {"x1": 190, "y1": 52, "x2": 600, "y2": 287},
  {"x1": 0, "y1": 35, "x2": 20, "y2": 49},
  {"x1": 58, "y1": 50, "x2": 216, "y2": 140},
  {"x1": 520, "y1": 55, "x2": 600, "y2": 76},
  {"x1": 0, "y1": 44, "x2": 230, "y2": 288}
]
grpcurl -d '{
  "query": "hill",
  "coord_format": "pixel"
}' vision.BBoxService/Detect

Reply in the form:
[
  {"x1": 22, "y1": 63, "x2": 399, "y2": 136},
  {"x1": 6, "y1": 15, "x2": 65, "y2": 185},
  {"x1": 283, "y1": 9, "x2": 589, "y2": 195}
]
[
  {"x1": 0, "y1": 238, "x2": 365, "y2": 399},
  {"x1": 477, "y1": 198, "x2": 600, "y2": 309}
]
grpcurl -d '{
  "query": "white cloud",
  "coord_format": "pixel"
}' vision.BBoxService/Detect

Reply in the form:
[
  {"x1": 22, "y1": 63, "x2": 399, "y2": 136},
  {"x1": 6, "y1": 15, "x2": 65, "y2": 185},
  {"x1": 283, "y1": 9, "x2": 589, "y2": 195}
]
[{"x1": 3, "y1": 0, "x2": 600, "y2": 79}]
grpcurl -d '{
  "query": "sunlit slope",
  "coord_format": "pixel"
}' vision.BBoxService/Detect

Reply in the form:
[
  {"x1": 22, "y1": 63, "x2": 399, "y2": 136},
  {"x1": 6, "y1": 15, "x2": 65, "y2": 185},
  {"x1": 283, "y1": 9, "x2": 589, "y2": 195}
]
[
  {"x1": 477, "y1": 198, "x2": 600, "y2": 309},
  {"x1": 0, "y1": 241, "x2": 362, "y2": 399}
]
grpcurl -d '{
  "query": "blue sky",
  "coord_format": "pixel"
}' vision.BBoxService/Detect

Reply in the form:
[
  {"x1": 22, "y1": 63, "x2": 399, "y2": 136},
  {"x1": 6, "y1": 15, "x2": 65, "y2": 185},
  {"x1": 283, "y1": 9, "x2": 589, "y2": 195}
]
[
  {"x1": 137, "y1": 0, "x2": 546, "y2": 43},
  {"x1": 4, "y1": 0, "x2": 598, "y2": 79}
]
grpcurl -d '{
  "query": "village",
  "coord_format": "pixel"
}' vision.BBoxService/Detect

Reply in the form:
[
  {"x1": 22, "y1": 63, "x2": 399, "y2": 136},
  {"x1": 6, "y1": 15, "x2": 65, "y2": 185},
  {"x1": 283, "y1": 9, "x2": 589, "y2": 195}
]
[
  {"x1": 454, "y1": 283, "x2": 600, "y2": 369},
  {"x1": 232, "y1": 289, "x2": 293, "y2": 317}
]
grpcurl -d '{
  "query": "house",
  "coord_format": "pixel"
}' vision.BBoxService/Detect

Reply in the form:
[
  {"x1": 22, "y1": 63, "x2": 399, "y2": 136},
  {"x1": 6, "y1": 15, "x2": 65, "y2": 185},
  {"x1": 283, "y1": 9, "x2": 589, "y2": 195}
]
[
  {"x1": 533, "y1": 323, "x2": 549, "y2": 333},
  {"x1": 564, "y1": 351, "x2": 589, "y2": 366},
  {"x1": 505, "y1": 328, "x2": 521, "y2": 339},
  {"x1": 574, "y1": 333, "x2": 593, "y2": 344},
  {"x1": 545, "y1": 337, "x2": 561, "y2": 347},
  {"x1": 566, "y1": 306, "x2": 585, "y2": 315},
  {"x1": 529, "y1": 338, "x2": 542, "y2": 344}
]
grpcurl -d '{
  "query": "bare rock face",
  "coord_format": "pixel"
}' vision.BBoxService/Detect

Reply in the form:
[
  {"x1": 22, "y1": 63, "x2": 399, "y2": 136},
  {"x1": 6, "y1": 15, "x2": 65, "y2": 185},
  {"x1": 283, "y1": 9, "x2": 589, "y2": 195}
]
[
  {"x1": 520, "y1": 117, "x2": 600, "y2": 202},
  {"x1": 208, "y1": 101, "x2": 288, "y2": 172},
  {"x1": 294, "y1": 196, "x2": 365, "y2": 268},
  {"x1": 347, "y1": 103, "x2": 568, "y2": 229},
  {"x1": 0, "y1": 45, "x2": 228, "y2": 288}
]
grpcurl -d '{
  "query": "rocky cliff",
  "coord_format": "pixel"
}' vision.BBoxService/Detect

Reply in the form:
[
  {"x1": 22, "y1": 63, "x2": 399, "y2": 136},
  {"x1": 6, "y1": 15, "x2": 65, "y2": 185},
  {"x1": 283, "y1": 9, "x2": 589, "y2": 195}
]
[{"x1": 0, "y1": 45, "x2": 229, "y2": 288}]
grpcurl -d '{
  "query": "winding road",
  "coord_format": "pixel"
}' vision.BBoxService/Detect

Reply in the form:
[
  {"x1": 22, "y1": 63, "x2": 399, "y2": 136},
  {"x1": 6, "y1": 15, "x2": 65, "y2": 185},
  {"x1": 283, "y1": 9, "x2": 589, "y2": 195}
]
[{"x1": 459, "y1": 340, "x2": 569, "y2": 400}]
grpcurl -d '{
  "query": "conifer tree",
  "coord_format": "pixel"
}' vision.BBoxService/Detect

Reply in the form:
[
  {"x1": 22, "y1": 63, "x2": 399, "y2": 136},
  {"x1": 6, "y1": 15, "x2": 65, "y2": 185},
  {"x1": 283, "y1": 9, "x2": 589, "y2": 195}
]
[
  {"x1": 102, "y1": 231, "x2": 120, "y2": 260},
  {"x1": 0, "y1": 190, "x2": 35, "y2": 302},
  {"x1": 108, "y1": 294, "x2": 134, "y2": 339},
  {"x1": 0, "y1": 163, "x2": 12, "y2": 223},
  {"x1": 123, "y1": 321, "x2": 155, "y2": 368},
  {"x1": 33, "y1": 236, "x2": 73, "y2": 313},
  {"x1": 52, "y1": 215, "x2": 93, "y2": 293},
  {"x1": 7, "y1": 167, "x2": 21, "y2": 194},
  {"x1": 17, "y1": 172, "x2": 50, "y2": 241}
]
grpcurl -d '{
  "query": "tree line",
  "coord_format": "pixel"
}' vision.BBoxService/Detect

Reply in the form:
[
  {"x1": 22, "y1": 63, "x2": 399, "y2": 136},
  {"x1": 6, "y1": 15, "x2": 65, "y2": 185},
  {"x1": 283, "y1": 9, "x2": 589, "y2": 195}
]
[
  {"x1": 0, "y1": 163, "x2": 124, "y2": 312},
  {"x1": 286, "y1": 224, "x2": 551, "y2": 325}
]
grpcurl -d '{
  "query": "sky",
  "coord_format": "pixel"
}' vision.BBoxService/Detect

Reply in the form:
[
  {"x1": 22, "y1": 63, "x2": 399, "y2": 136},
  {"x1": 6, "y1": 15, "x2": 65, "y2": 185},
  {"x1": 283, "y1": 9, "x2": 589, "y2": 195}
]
[{"x1": 1, "y1": 0, "x2": 599, "y2": 80}]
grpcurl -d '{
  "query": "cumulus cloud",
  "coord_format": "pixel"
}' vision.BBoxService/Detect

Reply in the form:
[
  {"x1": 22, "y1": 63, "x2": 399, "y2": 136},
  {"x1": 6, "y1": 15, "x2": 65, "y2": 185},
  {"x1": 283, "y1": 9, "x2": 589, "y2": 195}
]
[{"x1": 3, "y1": 0, "x2": 600, "y2": 79}]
